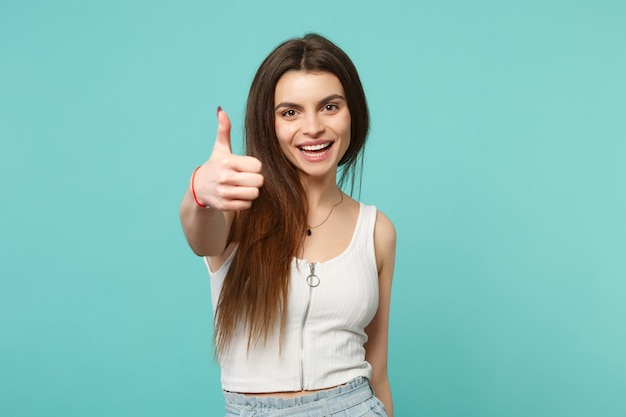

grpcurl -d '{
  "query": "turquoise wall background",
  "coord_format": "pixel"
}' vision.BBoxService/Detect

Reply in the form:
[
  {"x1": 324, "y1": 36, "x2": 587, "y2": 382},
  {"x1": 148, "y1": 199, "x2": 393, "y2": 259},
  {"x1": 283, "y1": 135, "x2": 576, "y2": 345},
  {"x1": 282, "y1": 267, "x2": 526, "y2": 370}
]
[{"x1": 1, "y1": 1, "x2": 625, "y2": 416}]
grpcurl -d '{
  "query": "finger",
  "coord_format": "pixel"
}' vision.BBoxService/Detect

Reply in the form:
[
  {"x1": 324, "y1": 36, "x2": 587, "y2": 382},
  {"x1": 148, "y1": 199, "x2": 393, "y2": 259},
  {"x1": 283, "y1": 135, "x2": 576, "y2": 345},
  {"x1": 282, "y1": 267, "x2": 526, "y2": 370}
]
[
  {"x1": 218, "y1": 185, "x2": 261, "y2": 202},
  {"x1": 219, "y1": 199, "x2": 254, "y2": 212},
  {"x1": 229, "y1": 155, "x2": 263, "y2": 174},
  {"x1": 213, "y1": 107, "x2": 232, "y2": 154},
  {"x1": 222, "y1": 171, "x2": 264, "y2": 188}
]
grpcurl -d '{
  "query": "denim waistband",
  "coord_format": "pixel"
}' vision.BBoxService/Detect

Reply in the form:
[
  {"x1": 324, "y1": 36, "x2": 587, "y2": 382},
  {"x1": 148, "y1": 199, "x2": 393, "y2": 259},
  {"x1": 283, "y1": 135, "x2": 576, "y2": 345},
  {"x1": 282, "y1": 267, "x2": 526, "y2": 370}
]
[{"x1": 223, "y1": 377, "x2": 372, "y2": 415}]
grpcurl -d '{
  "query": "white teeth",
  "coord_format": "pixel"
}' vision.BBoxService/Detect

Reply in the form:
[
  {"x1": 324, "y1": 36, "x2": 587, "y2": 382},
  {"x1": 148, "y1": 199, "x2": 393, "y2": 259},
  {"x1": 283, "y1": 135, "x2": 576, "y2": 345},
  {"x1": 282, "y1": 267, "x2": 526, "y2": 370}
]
[{"x1": 300, "y1": 142, "x2": 331, "y2": 151}]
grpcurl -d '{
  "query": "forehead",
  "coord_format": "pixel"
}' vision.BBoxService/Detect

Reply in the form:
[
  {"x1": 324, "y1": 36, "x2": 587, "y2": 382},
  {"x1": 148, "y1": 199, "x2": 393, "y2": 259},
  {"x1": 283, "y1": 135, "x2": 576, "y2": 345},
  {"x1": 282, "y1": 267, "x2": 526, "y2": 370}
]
[{"x1": 274, "y1": 71, "x2": 345, "y2": 102}]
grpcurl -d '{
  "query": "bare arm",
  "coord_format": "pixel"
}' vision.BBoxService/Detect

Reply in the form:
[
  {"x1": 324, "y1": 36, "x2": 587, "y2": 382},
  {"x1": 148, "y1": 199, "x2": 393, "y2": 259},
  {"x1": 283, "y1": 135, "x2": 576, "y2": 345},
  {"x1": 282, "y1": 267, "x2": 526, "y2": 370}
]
[
  {"x1": 365, "y1": 210, "x2": 396, "y2": 417},
  {"x1": 179, "y1": 188, "x2": 234, "y2": 256},
  {"x1": 179, "y1": 109, "x2": 263, "y2": 257}
]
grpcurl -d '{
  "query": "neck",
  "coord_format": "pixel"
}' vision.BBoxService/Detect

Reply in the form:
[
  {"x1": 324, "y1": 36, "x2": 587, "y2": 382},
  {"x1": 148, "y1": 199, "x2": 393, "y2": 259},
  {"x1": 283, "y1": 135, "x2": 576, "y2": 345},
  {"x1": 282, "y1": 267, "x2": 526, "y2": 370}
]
[
  {"x1": 299, "y1": 173, "x2": 345, "y2": 239},
  {"x1": 299, "y1": 172, "x2": 340, "y2": 209},
  {"x1": 303, "y1": 183, "x2": 341, "y2": 211},
  {"x1": 303, "y1": 183, "x2": 343, "y2": 237}
]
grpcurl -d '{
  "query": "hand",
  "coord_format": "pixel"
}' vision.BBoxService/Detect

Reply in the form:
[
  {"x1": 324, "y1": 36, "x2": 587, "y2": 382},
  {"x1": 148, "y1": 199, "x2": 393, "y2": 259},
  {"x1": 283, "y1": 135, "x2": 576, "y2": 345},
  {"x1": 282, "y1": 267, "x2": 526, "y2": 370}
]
[{"x1": 192, "y1": 108, "x2": 264, "y2": 211}]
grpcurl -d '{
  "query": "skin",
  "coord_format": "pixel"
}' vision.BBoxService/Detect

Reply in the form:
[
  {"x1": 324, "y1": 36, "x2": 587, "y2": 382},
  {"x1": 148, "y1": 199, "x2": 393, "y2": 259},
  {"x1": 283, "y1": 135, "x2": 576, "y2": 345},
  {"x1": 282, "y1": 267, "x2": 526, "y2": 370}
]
[
  {"x1": 179, "y1": 71, "x2": 395, "y2": 416},
  {"x1": 274, "y1": 70, "x2": 351, "y2": 186}
]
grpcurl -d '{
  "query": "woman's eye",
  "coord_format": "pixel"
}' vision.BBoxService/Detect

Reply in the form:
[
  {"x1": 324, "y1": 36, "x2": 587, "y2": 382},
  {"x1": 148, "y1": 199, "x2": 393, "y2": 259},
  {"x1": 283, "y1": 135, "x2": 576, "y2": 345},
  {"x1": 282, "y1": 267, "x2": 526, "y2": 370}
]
[
  {"x1": 324, "y1": 104, "x2": 339, "y2": 112},
  {"x1": 282, "y1": 109, "x2": 296, "y2": 117}
]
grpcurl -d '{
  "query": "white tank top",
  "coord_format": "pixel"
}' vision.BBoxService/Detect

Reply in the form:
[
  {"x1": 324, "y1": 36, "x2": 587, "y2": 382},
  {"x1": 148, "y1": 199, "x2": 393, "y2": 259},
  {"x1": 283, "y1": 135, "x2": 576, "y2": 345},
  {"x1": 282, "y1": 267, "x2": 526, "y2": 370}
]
[{"x1": 205, "y1": 203, "x2": 379, "y2": 393}]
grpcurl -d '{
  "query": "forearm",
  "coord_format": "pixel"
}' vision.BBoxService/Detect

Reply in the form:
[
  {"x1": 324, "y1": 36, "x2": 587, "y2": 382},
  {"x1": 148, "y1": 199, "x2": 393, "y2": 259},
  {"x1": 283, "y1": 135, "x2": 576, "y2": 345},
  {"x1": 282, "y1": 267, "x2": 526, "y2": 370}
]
[
  {"x1": 371, "y1": 376, "x2": 393, "y2": 417},
  {"x1": 179, "y1": 188, "x2": 230, "y2": 256}
]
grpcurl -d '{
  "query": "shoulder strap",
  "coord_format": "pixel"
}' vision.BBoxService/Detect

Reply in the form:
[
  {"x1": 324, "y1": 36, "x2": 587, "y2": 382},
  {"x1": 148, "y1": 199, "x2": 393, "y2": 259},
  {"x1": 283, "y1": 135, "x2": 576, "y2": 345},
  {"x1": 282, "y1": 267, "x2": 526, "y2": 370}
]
[{"x1": 353, "y1": 203, "x2": 377, "y2": 258}]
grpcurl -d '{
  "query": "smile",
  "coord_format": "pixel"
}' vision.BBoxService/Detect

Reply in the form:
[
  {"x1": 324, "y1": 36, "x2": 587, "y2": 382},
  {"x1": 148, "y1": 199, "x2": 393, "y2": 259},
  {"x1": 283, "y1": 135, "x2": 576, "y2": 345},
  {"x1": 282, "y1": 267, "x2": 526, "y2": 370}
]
[{"x1": 298, "y1": 141, "x2": 334, "y2": 155}]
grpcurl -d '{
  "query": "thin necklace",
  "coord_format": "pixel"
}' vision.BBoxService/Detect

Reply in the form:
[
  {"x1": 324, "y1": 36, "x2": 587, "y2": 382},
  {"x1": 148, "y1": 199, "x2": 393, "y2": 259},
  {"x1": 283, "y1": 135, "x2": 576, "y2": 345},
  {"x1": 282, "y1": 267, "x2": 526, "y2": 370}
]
[{"x1": 306, "y1": 190, "x2": 344, "y2": 236}]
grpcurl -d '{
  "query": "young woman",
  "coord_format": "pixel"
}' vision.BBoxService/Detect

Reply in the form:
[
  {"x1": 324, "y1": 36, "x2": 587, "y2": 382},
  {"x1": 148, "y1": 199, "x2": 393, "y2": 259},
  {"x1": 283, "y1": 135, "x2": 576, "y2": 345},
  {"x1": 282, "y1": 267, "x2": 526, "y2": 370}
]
[{"x1": 180, "y1": 33, "x2": 396, "y2": 417}]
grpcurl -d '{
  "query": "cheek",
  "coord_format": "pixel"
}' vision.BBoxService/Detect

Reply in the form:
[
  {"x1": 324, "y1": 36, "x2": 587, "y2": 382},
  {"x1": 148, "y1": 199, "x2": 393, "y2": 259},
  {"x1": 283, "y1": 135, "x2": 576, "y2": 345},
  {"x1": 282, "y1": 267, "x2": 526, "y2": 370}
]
[
  {"x1": 338, "y1": 115, "x2": 352, "y2": 152},
  {"x1": 344, "y1": 114, "x2": 352, "y2": 135},
  {"x1": 275, "y1": 123, "x2": 297, "y2": 145},
  {"x1": 334, "y1": 112, "x2": 351, "y2": 136}
]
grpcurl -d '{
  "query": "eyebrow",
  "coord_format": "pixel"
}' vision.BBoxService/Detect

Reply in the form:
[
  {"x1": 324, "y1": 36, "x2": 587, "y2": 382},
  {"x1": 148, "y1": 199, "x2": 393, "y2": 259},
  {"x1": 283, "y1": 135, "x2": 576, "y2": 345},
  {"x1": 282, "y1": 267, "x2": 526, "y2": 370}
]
[{"x1": 274, "y1": 94, "x2": 347, "y2": 111}]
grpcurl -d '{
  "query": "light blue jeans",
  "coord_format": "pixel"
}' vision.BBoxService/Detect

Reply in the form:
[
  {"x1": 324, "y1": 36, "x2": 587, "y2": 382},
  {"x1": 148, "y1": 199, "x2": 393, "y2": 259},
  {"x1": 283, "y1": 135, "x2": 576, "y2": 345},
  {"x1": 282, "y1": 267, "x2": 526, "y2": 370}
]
[{"x1": 223, "y1": 377, "x2": 388, "y2": 417}]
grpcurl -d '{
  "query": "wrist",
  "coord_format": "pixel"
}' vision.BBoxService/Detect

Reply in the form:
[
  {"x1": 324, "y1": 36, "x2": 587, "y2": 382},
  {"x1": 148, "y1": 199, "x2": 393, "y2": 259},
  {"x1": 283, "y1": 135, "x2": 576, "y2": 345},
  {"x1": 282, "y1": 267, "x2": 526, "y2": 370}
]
[{"x1": 190, "y1": 166, "x2": 210, "y2": 209}]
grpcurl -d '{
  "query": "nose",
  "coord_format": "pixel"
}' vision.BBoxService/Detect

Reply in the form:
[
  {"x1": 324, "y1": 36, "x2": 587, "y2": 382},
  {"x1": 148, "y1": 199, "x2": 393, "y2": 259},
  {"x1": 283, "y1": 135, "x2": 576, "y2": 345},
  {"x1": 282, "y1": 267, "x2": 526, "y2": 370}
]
[{"x1": 301, "y1": 113, "x2": 325, "y2": 137}]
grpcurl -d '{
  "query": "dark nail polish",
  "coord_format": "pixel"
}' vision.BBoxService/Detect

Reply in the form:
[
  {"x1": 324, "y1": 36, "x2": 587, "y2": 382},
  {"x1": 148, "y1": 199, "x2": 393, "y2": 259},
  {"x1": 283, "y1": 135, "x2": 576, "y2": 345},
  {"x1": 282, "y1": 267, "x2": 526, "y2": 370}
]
[{"x1": 217, "y1": 106, "x2": 222, "y2": 116}]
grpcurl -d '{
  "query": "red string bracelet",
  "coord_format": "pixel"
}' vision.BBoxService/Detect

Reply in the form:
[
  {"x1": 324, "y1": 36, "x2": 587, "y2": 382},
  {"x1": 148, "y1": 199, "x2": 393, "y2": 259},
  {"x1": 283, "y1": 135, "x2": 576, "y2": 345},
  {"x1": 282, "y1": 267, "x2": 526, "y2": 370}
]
[{"x1": 191, "y1": 166, "x2": 209, "y2": 208}]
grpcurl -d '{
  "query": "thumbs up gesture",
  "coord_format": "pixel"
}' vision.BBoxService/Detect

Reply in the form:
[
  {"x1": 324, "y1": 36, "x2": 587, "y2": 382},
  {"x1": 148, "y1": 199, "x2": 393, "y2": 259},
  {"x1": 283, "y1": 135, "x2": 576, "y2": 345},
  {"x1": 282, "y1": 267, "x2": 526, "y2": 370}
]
[{"x1": 192, "y1": 108, "x2": 264, "y2": 211}]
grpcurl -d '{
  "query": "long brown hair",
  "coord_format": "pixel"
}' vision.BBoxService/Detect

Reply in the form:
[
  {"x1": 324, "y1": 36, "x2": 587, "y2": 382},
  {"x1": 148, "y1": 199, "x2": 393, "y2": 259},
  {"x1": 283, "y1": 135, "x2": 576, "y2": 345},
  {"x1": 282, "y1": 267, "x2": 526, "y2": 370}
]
[{"x1": 215, "y1": 33, "x2": 370, "y2": 356}]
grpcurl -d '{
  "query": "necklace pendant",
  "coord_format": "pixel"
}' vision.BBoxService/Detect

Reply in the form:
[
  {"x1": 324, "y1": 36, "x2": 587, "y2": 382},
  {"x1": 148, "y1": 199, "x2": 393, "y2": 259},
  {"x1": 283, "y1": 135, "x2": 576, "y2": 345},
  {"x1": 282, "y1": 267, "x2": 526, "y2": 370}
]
[{"x1": 305, "y1": 189, "x2": 343, "y2": 237}]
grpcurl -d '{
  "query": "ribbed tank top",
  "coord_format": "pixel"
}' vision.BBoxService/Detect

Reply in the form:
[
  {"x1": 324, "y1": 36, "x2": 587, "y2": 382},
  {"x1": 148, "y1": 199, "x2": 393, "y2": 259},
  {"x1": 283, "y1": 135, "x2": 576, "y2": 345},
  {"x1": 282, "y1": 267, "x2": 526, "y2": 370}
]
[{"x1": 205, "y1": 203, "x2": 379, "y2": 393}]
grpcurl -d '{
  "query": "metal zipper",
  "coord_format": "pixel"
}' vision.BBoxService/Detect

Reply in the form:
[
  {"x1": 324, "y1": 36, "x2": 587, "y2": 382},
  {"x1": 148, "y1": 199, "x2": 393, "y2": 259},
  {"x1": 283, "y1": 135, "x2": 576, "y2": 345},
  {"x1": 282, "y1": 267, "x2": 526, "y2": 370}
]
[{"x1": 300, "y1": 261, "x2": 319, "y2": 390}]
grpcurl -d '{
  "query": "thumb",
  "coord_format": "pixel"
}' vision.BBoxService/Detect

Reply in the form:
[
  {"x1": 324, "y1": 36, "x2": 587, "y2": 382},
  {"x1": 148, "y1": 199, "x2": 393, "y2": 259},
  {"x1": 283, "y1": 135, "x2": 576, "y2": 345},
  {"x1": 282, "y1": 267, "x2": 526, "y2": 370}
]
[{"x1": 213, "y1": 106, "x2": 232, "y2": 154}]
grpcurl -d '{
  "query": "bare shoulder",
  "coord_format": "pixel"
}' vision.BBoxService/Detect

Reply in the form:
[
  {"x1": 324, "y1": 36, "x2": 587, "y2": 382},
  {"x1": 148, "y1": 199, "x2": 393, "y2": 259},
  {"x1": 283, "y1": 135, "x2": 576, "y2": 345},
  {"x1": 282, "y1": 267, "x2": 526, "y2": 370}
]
[
  {"x1": 374, "y1": 210, "x2": 396, "y2": 273},
  {"x1": 374, "y1": 210, "x2": 396, "y2": 242}
]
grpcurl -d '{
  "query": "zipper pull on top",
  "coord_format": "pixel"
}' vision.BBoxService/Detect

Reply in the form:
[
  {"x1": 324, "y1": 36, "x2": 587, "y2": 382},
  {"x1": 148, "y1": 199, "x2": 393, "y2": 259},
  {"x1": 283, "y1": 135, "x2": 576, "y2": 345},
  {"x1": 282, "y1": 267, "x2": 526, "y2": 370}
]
[{"x1": 306, "y1": 262, "x2": 320, "y2": 287}]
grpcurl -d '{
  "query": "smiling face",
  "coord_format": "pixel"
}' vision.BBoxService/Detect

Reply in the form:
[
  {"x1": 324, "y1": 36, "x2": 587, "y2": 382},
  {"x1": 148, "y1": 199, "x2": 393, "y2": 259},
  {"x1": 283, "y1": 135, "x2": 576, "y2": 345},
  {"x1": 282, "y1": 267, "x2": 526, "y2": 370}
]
[{"x1": 274, "y1": 70, "x2": 351, "y2": 180}]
